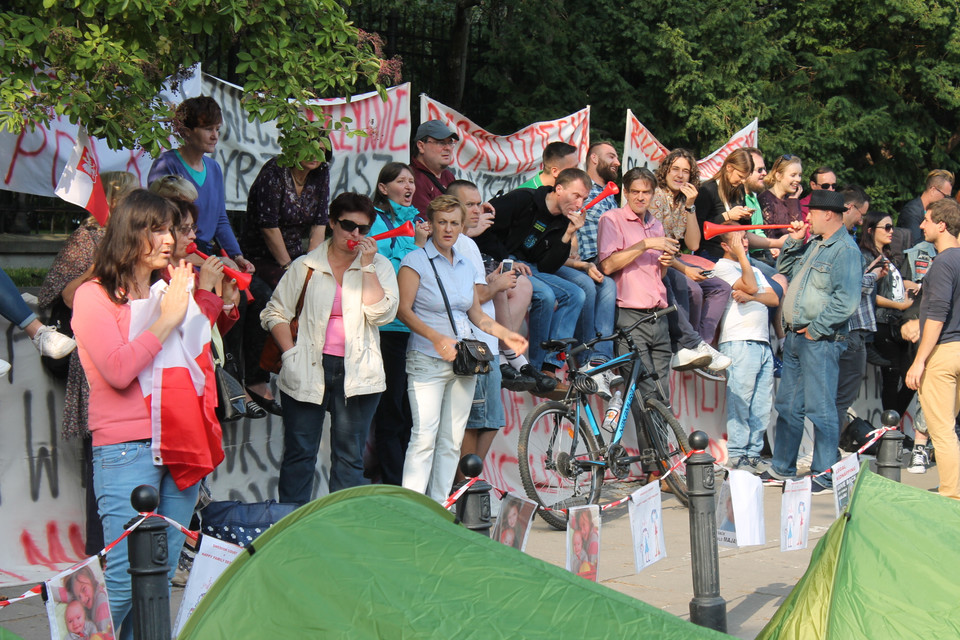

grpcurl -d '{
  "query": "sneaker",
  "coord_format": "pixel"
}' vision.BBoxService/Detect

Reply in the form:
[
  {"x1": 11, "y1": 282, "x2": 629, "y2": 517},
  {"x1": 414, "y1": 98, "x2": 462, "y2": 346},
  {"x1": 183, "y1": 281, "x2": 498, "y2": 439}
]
[
  {"x1": 907, "y1": 446, "x2": 929, "y2": 474},
  {"x1": 811, "y1": 480, "x2": 833, "y2": 495},
  {"x1": 671, "y1": 347, "x2": 712, "y2": 371},
  {"x1": 693, "y1": 366, "x2": 727, "y2": 382},
  {"x1": 759, "y1": 470, "x2": 785, "y2": 486},
  {"x1": 733, "y1": 456, "x2": 767, "y2": 475},
  {"x1": 500, "y1": 363, "x2": 536, "y2": 392},
  {"x1": 0, "y1": 359, "x2": 9, "y2": 378},
  {"x1": 521, "y1": 364, "x2": 558, "y2": 394},
  {"x1": 607, "y1": 370, "x2": 624, "y2": 389},
  {"x1": 591, "y1": 369, "x2": 612, "y2": 400},
  {"x1": 32, "y1": 325, "x2": 76, "y2": 359},
  {"x1": 694, "y1": 341, "x2": 732, "y2": 371},
  {"x1": 749, "y1": 457, "x2": 771, "y2": 474}
]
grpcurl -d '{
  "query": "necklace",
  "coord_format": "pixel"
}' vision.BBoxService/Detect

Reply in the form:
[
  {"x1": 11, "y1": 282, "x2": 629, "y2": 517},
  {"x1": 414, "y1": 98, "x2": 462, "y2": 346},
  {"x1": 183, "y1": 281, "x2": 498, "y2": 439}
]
[{"x1": 291, "y1": 169, "x2": 309, "y2": 187}]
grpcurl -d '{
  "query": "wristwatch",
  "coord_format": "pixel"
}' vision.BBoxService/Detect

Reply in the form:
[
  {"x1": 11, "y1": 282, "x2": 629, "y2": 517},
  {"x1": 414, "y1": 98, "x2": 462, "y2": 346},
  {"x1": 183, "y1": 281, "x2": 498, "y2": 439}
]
[{"x1": 361, "y1": 263, "x2": 377, "y2": 273}]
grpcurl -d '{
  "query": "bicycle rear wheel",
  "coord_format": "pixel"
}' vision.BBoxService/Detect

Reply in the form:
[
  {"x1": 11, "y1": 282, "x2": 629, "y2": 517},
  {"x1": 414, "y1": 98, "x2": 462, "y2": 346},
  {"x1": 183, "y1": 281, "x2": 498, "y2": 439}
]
[
  {"x1": 634, "y1": 397, "x2": 690, "y2": 506},
  {"x1": 518, "y1": 401, "x2": 603, "y2": 530}
]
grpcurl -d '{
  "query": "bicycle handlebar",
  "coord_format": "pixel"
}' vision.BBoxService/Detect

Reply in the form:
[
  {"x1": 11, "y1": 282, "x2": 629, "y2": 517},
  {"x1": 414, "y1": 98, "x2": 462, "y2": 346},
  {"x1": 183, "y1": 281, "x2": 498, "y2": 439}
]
[{"x1": 568, "y1": 305, "x2": 677, "y2": 357}]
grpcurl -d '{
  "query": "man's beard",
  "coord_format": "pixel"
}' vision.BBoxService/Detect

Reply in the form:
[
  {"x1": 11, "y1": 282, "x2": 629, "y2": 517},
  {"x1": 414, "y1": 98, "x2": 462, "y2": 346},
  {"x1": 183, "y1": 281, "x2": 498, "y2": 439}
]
[{"x1": 598, "y1": 162, "x2": 619, "y2": 184}]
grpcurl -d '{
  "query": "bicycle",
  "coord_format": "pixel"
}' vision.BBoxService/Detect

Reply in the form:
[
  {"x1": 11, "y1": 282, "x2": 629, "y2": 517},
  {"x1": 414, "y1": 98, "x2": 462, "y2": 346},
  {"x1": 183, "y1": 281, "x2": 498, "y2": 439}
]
[{"x1": 517, "y1": 306, "x2": 691, "y2": 530}]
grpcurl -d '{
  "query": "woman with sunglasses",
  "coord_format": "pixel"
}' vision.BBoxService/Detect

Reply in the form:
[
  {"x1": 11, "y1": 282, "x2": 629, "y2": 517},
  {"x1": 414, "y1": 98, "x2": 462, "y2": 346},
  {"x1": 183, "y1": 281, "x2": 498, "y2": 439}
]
[
  {"x1": 759, "y1": 154, "x2": 805, "y2": 248},
  {"x1": 860, "y1": 210, "x2": 920, "y2": 416},
  {"x1": 261, "y1": 192, "x2": 399, "y2": 504}
]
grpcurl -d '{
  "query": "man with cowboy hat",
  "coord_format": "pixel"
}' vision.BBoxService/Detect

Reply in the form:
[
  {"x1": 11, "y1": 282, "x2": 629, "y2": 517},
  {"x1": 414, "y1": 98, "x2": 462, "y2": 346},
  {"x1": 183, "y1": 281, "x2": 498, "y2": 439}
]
[{"x1": 760, "y1": 190, "x2": 861, "y2": 494}]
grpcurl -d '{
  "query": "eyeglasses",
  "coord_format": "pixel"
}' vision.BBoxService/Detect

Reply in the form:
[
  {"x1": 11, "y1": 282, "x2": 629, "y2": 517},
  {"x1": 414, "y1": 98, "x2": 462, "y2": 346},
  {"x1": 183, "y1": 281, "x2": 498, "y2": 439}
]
[
  {"x1": 425, "y1": 138, "x2": 457, "y2": 148},
  {"x1": 935, "y1": 186, "x2": 953, "y2": 198},
  {"x1": 817, "y1": 182, "x2": 837, "y2": 190},
  {"x1": 178, "y1": 223, "x2": 197, "y2": 234},
  {"x1": 338, "y1": 219, "x2": 371, "y2": 234},
  {"x1": 755, "y1": 166, "x2": 768, "y2": 175}
]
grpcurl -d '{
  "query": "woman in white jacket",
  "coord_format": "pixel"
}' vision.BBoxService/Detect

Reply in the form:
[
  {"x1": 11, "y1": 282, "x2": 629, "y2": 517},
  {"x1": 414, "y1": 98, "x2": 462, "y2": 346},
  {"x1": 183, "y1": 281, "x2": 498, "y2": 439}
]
[{"x1": 262, "y1": 192, "x2": 398, "y2": 504}]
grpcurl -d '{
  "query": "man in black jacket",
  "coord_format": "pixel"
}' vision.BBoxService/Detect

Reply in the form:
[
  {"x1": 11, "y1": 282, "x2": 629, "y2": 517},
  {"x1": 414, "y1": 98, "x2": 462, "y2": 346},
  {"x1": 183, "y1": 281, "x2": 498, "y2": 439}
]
[{"x1": 475, "y1": 168, "x2": 591, "y2": 393}]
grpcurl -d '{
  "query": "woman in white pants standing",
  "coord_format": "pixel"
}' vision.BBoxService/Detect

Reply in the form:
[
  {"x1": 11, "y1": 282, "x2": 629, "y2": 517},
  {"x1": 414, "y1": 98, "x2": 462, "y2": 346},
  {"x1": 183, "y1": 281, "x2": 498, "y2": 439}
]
[{"x1": 397, "y1": 195, "x2": 527, "y2": 501}]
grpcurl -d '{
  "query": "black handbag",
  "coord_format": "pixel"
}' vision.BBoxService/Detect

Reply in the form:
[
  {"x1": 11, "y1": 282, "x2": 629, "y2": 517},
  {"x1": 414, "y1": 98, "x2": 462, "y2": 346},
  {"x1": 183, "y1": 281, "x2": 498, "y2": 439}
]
[
  {"x1": 425, "y1": 250, "x2": 493, "y2": 376},
  {"x1": 215, "y1": 364, "x2": 247, "y2": 423}
]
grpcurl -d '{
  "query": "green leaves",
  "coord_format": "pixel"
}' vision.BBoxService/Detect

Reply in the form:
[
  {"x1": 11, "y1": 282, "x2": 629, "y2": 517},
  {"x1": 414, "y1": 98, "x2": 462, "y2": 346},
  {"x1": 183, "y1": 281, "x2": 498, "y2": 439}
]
[{"x1": 0, "y1": 0, "x2": 389, "y2": 162}]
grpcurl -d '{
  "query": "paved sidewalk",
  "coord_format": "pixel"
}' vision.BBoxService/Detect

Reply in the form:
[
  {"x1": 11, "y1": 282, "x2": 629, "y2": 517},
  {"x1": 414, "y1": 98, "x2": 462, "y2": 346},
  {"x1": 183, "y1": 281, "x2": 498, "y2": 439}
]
[{"x1": 0, "y1": 460, "x2": 941, "y2": 639}]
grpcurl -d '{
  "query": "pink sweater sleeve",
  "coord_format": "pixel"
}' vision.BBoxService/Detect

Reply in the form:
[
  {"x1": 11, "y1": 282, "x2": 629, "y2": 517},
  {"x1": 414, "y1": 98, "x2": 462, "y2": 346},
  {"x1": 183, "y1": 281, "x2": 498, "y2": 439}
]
[{"x1": 71, "y1": 282, "x2": 163, "y2": 389}]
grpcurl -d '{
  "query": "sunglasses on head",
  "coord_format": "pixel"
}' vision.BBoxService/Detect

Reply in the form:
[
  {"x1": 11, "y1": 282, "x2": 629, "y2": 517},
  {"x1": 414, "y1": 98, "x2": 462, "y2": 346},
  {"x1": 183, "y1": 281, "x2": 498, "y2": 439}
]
[{"x1": 338, "y1": 219, "x2": 371, "y2": 234}]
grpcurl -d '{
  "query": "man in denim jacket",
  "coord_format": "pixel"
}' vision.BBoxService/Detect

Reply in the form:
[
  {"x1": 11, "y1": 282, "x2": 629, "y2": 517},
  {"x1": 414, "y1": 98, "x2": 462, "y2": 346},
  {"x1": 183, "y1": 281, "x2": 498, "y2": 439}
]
[{"x1": 761, "y1": 190, "x2": 861, "y2": 493}]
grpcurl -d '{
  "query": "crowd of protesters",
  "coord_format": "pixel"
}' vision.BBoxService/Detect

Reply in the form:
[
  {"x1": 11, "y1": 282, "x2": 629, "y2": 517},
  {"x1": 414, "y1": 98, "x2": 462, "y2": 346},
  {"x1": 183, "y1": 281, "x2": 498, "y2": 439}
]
[{"x1": 29, "y1": 95, "x2": 960, "y2": 637}]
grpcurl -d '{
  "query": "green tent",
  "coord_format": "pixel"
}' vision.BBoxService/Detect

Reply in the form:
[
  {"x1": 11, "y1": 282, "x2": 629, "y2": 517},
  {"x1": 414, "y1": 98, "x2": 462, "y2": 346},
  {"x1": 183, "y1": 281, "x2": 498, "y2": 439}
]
[
  {"x1": 177, "y1": 485, "x2": 727, "y2": 639},
  {"x1": 758, "y1": 468, "x2": 960, "y2": 639}
]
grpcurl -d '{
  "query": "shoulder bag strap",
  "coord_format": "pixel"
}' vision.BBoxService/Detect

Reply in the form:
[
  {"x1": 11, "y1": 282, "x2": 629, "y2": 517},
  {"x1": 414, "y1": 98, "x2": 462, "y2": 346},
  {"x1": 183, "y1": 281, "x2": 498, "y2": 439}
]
[
  {"x1": 424, "y1": 248, "x2": 460, "y2": 339},
  {"x1": 293, "y1": 267, "x2": 314, "y2": 323}
]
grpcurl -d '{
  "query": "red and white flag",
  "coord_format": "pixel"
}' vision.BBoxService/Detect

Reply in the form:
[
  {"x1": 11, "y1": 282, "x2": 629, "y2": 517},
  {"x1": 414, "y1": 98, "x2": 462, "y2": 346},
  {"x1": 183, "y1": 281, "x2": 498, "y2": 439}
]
[{"x1": 54, "y1": 126, "x2": 110, "y2": 225}]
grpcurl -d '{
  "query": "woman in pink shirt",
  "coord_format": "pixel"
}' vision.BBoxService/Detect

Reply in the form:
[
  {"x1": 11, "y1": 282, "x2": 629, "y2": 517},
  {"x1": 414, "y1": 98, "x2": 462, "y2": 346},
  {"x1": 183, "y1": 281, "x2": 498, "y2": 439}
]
[{"x1": 71, "y1": 190, "x2": 203, "y2": 640}]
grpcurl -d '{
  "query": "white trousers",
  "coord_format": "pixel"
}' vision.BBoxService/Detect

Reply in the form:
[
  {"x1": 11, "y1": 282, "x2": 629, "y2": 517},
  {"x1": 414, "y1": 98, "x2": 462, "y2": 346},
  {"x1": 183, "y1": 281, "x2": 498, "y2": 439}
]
[{"x1": 402, "y1": 350, "x2": 477, "y2": 502}]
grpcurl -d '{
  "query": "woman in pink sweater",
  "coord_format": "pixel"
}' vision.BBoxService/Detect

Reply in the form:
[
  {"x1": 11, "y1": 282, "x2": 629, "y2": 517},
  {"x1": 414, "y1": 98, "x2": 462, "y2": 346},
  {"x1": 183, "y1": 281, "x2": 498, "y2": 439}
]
[{"x1": 71, "y1": 189, "x2": 204, "y2": 640}]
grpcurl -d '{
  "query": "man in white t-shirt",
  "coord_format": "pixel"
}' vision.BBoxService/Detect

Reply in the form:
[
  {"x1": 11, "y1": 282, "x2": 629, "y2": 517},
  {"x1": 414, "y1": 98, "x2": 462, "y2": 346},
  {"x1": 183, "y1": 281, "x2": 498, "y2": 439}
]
[{"x1": 713, "y1": 230, "x2": 780, "y2": 474}]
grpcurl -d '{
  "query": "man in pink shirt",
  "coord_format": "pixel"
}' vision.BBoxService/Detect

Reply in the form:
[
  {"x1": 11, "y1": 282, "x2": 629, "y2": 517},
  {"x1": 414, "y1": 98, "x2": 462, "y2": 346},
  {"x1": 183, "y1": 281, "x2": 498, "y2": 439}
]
[{"x1": 598, "y1": 167, "x2": 677, "y2": 401}]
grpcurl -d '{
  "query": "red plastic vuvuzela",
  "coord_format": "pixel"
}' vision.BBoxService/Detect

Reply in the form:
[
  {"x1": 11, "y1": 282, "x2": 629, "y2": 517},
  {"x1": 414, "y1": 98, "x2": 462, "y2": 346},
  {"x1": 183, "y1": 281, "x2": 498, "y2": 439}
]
[
  {"x1": 185, "y1": 243, "x2": 253, "y2": 290},
  {"x1": 347, "y1": 219, "x2": 416, "y2": 249},
  {"x1": 581, "y1": 181, "x2": 619, "y2": 212}
]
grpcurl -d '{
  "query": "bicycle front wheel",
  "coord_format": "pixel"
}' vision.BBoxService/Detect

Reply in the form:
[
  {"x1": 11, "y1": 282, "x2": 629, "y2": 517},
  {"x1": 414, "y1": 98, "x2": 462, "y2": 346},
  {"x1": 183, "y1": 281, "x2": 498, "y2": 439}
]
[
  {"x1": 638, "y1": 397, "x2": 690, "y2": 506},
  {"x1": 518, "y1": 401, "x2": 603, "y2": 530}
]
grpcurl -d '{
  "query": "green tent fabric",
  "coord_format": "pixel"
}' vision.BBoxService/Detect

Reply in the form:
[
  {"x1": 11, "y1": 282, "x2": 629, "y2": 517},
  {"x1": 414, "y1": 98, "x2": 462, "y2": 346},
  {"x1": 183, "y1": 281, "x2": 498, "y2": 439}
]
[
  {"x1": 0, "y1": 628, "x2": 25, "y2": 640},
  {"x1": 177, "y1": 485, "x2": 727, "y2": 639},
  {"x1": 758, "y1": 468, "x2": 960, "y2": 639}
]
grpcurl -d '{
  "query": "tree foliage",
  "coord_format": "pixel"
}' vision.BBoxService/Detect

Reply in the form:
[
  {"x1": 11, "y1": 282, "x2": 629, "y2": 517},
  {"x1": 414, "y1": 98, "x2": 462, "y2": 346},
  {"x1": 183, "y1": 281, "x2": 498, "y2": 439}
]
[
  {"x1": 472, "y1": 0, "x2": 960, "y2": 210},
  {"x1": 0, "y1": 0, "x2": 394, "y2": 167}
]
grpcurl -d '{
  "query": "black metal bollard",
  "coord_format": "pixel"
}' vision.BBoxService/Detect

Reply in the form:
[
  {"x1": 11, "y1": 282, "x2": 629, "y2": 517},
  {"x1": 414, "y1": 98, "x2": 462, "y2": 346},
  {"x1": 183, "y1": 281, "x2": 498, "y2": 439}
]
[
  {"x1": 686, "y1": 431, "x2": 727, "y2": 633},
  {"x1": 126, "y1": 485, "x2": 170, "y2": 640},
  {"x1": 876, "y1": 409, "x2": 904, "y2": 482},
  {"x1": 453, "y1": 454, "x2": 492, "y2": 536}
]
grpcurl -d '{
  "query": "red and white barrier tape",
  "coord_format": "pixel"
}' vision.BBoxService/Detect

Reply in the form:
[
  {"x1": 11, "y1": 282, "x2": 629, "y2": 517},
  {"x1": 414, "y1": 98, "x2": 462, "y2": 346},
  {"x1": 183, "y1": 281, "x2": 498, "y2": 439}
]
[
  {"x1": 0, "y1": 512, "x2": 195, "y2": 610},
  {"x1": 442, "y1": 477, "x2": 479, "y2": 509},
  {"x1": 809, "y1": 426, "x2": 898, "y2": 480}
]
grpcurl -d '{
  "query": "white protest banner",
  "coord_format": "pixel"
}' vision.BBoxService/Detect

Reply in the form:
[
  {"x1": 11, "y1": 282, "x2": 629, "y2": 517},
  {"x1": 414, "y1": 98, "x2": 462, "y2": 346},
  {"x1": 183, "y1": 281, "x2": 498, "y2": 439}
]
[
  {"x1": 173, "y1": 536, "x2": 243, "y2": 637},
  {"x1": 832, "y1": 454, "x2": 861, "y2": 518},
  {"x1": 622, "y1": 112, "x2": 758, "y2": 180},
  {"x1": 202, "y1": 76, "x2": 412, "y2": 209},
  {"x1": 420, "y1": 95, "x2": 590, "y2": 200},
  {"x1": 629, "y1": 482, "x2": 666, "y2": 572},
  {"x1": 781, "y1": 477, "x2": 812, "y2": 552},
  {"x1": 0, "y1": 70, "x2": 201, "y2": 198},
  {"x1": 1, "y1": 69, "x2": 410, "y2": 211}
]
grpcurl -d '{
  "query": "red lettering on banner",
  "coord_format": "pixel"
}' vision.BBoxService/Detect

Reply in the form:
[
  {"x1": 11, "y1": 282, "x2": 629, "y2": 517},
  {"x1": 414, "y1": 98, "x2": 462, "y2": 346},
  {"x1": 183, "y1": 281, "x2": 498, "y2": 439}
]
[
  {"x1": 0, "y1": 568, "x2": 28, "y2": 582},
  {"x1": 20, "y1": 522, "x2": 82, "y2": 571},
  {"x1": 53, "y1": 130, "x2": 77, "y2": 188},
  {"x1": 485, "y1": 451, "x2": 520, "y2": 494},
  {"x1": 4, "y1": 127, "x2": 49, "y2": 186},
  {"x1": 389, "y1": 86, "x2": 411, "y2": 151}
]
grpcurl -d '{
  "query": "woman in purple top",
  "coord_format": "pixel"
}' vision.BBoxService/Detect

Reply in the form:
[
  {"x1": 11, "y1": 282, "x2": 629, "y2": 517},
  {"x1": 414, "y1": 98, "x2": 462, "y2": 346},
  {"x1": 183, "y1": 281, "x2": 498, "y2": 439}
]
[{"x1": 243, "y1": 155, "x2": 331, "y2": 288}]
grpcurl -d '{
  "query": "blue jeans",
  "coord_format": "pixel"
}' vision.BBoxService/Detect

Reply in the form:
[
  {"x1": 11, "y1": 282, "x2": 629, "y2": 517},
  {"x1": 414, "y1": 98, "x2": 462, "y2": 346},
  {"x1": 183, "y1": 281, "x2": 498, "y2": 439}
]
[
  {"x1": 771, "y1": 332, "x2": 846, "y2": 487},
  {"x1": 557, "y1": 265, "x2": 616, "y2": 362},
  {"x1": 0, "y1": 267, "x2": 36, "y2": 328},
  {"x1": 466, "y1": 359, "x2": 505, "y2": 430},
  {"x1": 93, "y1": 441, "x2": 199, "y2": 640},
  {"x1": 720, "y1": 340, "x2": 773, "y2": 458},
  {"x1": 527, "y1": 268, "x2": 585, "y2": 369},
  {"x1": 278, "y1": 355, "x2": 380, "y2": 504}
]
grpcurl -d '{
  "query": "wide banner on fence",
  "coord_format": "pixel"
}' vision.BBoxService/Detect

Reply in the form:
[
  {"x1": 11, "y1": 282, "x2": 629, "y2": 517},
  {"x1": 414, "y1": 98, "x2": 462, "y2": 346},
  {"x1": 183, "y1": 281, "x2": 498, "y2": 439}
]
[
  {"x1": 204, "y1": 76, "x2": 412, "y2": 208},
  {"x1": 622, "y1": 111, "x2": 758, "y2": 179},
  {"x1": 420, "y1": 95, "x2": 590, "y2": 200},
  {"x1": 0, "y1": 72, "x2": 201, "y2": 199},
  {"x1": 0, "y1": 70, "x2": 411, "y2": 210}
]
